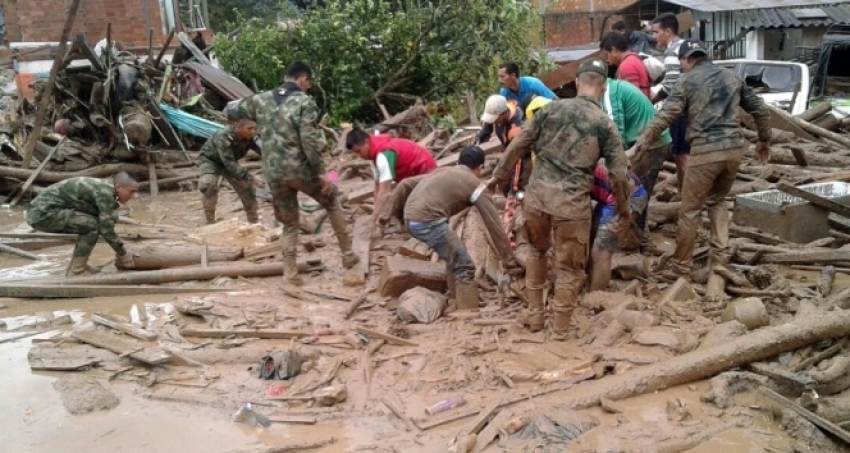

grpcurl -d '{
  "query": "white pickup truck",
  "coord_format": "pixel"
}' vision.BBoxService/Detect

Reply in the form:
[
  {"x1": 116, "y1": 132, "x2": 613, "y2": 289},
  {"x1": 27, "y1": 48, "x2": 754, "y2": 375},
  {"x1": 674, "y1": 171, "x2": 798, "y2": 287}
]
[{"x1": 714, "y1": 59, "x2": 810, "y2": 115}]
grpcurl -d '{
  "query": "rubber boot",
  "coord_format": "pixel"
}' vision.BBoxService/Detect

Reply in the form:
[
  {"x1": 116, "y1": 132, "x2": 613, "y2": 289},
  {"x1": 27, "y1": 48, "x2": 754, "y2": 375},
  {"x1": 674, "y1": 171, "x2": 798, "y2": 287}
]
[
  {"x1": 550, "y1": 308, "x2": 575, "y2": 341},
  {"x1": 67, "y1": 256, "x2": 99, "y2": 276},
  {"x1": 455, "y1": 281, "x2": 479, "y2": 311},
  {"x1": 328, "y1": 209, "x2": 359, "y2": 269},
  {"x1": 246, "y1": 207, "x2": 259, "y2": 224},
  {"x1": 446, "y1": 269, "x2": 457, "y2": 299},
  {"x1": 523, "y1": 252, "x2": 546, "y2": 332},
  {"x1": 204, "y1": 210, "x2": 216, "y2": 225},
  {"x1": 281, "y1": 227, "x2": 303, "y2": 286}
]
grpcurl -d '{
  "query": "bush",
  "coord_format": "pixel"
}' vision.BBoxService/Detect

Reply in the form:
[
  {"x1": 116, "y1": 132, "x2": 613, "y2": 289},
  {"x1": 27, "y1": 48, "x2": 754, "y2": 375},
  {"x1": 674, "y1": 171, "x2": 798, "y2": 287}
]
[{"x1": 216, "y1": 0, "x2": 548, "y2": 124}]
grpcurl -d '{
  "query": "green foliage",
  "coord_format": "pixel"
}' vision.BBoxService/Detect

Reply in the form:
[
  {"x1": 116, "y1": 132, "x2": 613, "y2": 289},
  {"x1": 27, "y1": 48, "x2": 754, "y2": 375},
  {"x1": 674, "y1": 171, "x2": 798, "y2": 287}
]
[
  {"x1": 207, "y1": 0, "x2": 287, "y2": 33},
  {"x1": 216, "y1": 0, "x2": 547, "y2": 124}
]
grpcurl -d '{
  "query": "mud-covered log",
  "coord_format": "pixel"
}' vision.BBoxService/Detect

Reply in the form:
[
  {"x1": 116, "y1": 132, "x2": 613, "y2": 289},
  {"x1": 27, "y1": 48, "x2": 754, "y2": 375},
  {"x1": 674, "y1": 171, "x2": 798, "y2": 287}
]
[
  {"x1": 116, "y1": 243, "x2": 243, "y2": 270},
  {"x1": 0, "y1": 163, "x2": 180, "y2": 184},
  {"x1": 547, "y1": 311, "x2": 850, "y2": 409},
  {"x1": 33, "y1": 260, "x2": 323, "y2": 286},
  {"x1": 0, "y1": 284, "x2": 230, "y2": 299}
]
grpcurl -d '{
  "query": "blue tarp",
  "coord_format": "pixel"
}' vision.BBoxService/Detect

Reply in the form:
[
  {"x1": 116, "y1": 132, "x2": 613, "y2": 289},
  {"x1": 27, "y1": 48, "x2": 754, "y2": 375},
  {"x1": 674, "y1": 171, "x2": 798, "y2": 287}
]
[{"x1": 159, "y1": 103, "x2": 224, "y2": 139}]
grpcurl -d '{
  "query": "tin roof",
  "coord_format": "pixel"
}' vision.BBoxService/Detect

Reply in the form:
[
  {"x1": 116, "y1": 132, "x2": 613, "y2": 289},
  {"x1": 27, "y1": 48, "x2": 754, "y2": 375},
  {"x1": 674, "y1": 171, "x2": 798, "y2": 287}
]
[
  {"x1": 734, "y1": 4, "x2": 850, "y2": 28},
  {"x1": 544, "y1": 46, "x2": 600, "y2": 63},
  {"x1": 620, "y1": 0, "x2": 850, "y2": 13}
]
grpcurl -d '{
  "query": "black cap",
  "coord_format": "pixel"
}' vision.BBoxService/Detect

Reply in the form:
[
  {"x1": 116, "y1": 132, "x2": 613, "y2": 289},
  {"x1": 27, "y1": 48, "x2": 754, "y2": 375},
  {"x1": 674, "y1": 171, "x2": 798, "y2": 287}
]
[
  {"x1": 459, "y1": 145, "x2": 485, "y2": 169},
  {"x1": 678, "y1": 38, "x2": 708, "y2": 60}
]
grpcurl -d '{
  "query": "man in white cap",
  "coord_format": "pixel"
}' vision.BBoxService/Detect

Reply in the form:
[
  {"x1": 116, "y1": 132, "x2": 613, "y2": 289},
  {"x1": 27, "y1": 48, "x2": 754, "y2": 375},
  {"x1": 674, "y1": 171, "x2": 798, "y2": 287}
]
[{"x1": 474, "y1": 95, "x2": 528, "y2": 195}]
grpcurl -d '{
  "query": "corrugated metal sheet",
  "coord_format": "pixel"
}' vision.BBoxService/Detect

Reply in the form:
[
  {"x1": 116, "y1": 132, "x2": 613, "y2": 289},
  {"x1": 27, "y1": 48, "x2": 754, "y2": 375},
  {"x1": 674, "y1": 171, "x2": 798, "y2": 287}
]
[
  {"x1": 545, "y1": 47, "x2": 599, "y2": 63},
  {"x1": 620, "y1": 0, "x2": 850, "y2": 13},
  {"x1": 181, "y1": 62, "x2": 254, "y2": 102},
  {"x1": 538, "y1": 49, "x2": 606, "y2": 90},
  {"x1": 734, "y1": 4, "x2": 850, "y2": 28}
]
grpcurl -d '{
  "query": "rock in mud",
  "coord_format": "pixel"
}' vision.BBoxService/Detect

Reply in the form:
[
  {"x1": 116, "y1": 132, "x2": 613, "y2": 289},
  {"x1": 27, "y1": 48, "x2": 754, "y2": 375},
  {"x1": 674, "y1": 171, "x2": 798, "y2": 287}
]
[
  {"x1": 53, "y1": 375, "x2": 119, "y2": 414},
  {"x1": 700, "y1": 371, "x2": 769, "y2": 409},
  {"x1": 396, "y1": 287, "x2": 447, "y2": 324}
]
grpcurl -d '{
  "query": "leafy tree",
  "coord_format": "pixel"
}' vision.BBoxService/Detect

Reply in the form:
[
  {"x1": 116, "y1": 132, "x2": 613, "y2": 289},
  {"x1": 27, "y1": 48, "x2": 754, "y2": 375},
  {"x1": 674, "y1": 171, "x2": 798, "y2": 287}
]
[{"x1": 216, "y1": 0, "x2": 551, "y2": 124}]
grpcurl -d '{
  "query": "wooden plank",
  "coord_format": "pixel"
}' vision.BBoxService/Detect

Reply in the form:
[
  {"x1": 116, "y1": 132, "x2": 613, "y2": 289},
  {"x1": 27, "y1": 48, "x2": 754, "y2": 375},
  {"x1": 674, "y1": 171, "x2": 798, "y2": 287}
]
[
  {"x1": 179, "y1": 326, "x2": 311, "y2": 339},
  {"x1": 464, "y1": 392, "x2": 508, "y2": 436},
  {"x1": 381, "y1": 396, "x2": 418, "y2": 431},
  {"x1": 471, "y1": 410, "x2": 513, "y2": 453},
  {"x1": 20, "y1": 0, "x2": 81, "y2": 169},
  {"x1": 10, "y1": 137, "x2": 64, "y2": 206},
  {"x1": 267, "y1": 415, "x2": 317, "y2": 425},
  {"x1": 177, "y1": 32, "x2": 212, "y2": 65},
  {"x1": 72, "y1": 322, "x2": 171, "y2": 366},
  {"x1": 350, "y1": 216, "x2": 371, "y2": 279},
  {"x1": 759, "y1": 386, "x2": 850, "y2": 445},
  {"x1": 0, "y1": 239, "x2": 73, "y2": 251},
  {"x1": 355, "y1": 327, "x2": 418, "y2": 347},
  {"x1": 0, "y1": 233, "x2": 76, "y2": 240},
  {"x1": 148, "y1": 160, "x2": 159, "y2": 196},
  {"x1": 729, "y1": 225, "x2": 790, "y2": 246},
  {"x1": 793, "y1": 339, "x2": 846, "y2": 372},
  {"x1": 0, "y1": 285, "x2": 230, "y2": 299},
  {"x1": 91, "y1": 313, "x2": 157, "y2": 341},
  {"x1": 764, "y1": 250, "x2": 850, "y2": 265},
  {"x1": 828, "y1": 212, "x2": 850, "y2": 234},
  {"x1": 0, "y1": 243, "x2": 42, "y2": 260},
  {"x1": 74, "y1": 34, "x2": 105, "y2": 72},
  {"x1": 778, "y1": 182, "x2": 850, "y2": 220},
  {"x1": 154, "y1": 29, "x2": 175, "y2": 68},
  {"x1": 344, "y1": 294, "x2": 368, "y2": 319}
]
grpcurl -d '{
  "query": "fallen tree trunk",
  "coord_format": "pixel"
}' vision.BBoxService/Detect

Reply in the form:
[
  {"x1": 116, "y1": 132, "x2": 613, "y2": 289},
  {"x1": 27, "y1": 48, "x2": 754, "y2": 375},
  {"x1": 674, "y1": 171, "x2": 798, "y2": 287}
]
[
  {"x1": 0, "y1": 163, "x2": 180, "y2": 184},
  {"x1": 550, "y1": 311, "x2": 850, "y2": 409},
  {"x1": 0, "y1": 284, "x2": 231, "y2": 299},
  {"x1": 746, "y1": 144, "x2": 850, "y2": 167},
  {"x1": 32, "y1": 260, "x2": 323, "y2": 286},
  {"x1": 769, "y1": 105, "x2": 850, "y2": 149},
  {"x1": 117, "y1": 243, "x2": 243, "y2": 270}
]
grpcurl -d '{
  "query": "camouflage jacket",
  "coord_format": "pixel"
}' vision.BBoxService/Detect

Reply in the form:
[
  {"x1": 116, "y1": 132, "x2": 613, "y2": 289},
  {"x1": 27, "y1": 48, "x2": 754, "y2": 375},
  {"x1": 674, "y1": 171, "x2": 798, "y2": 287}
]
[
  {"x1": 493, "y1": 95, "x2": 630, "y2": 220},
  {"x1": 637, "y1": 59, "x2": 770, "y2": 156},
  {"x1": 232, "y1": 82, "x2": 326, "y2": 183},
  {"x1": 198, "y1": 125, "x2": 261, "y2": 180},
  {"x1": 28, "y1": 177, "x2": 125, "y2": 255}
]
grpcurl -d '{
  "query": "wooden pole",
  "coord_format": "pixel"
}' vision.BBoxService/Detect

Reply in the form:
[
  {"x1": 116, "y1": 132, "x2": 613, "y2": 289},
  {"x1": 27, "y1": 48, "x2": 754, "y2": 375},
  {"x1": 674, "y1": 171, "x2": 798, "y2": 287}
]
[
  {"x1": 20, "y1": 0, "x2": 82, "y2": 169},
  {"x1": 769, "y1": 105, "x2": 850, "y2": 149},
  {"x1": 9, "y1": 138, "x2": 64, "y2": 206},
  {"x1": 0, "y1": 243, "x2": 43, "y2": 260},
  {"x1": 154, "y1": 29, "x2": 176, "y2": 68}
]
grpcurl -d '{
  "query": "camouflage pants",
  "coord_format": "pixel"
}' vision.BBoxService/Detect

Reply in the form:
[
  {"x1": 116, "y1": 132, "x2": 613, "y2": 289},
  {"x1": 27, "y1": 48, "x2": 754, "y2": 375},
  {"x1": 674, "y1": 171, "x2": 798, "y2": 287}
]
[
  {"x1": 198, "y1": 170, "x2": 258, "y2": 222},
  {"x1": 27, "y1": 208, "x2": 101, "y2": 259},
  {"x1": 269, "y1": 178, "x2": 351, "y2": 263},
  {"x1": 523, "y1": 206, "x2": 591, "y2": 330}
]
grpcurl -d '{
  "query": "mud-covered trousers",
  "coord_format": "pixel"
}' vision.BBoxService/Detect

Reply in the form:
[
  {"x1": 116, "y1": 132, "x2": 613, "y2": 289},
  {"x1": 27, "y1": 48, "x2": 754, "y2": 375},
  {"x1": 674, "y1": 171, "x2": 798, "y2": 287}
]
[
  {"x1": 198, "y1": 159, "x2": 258, "y2": 222},
  {"x1": 523, "y1": 205, "x2": 592, "y2": 333},
  {"x1": 27, "y1": 209, "x2": 104, "y2": 259},
  {"x1": 407, "y1": 218, "x2": 476, "y2": 289}
]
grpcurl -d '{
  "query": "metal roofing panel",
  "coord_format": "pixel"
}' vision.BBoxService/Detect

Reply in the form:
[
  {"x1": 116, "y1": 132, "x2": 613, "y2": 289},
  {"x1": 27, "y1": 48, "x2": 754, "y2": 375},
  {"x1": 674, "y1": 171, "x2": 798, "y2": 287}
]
[
  {"x1": 546, "y1": 47, "x2": 599, "y2": 63},
  {"x1": 627, "y1": 0, "x2": 850, "y2": 12},
  {"x1": 734, "y1": 3, "x2": 850, "y2": 28},
  {"x1": 181, "y1": 62, "x2": 254, "y2": 102}
]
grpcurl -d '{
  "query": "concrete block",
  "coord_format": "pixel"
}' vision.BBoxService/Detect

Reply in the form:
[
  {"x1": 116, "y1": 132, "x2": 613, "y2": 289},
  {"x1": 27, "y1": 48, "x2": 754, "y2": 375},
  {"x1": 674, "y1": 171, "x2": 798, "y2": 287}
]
[
  {"x1": 378, "y1": 255, "x2": 447, "y2": 298},
  {"x1": 734, "y1": 182, "x2": 850, "y2": 243}
]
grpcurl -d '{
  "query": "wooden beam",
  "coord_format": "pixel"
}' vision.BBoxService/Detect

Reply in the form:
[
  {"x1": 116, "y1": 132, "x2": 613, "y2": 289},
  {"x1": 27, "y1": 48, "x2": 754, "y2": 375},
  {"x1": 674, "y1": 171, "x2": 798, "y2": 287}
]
[
  {"x1": 177, "y1": 31, "x2": 212, "y2": 65},
  {"x1": 355, "y1": 327, "x2": 418, "y2": 347},
  {"x1": 0, "y1": 243, "x2": 42, "y2": 261},
  {"x1": 154, "y1": 29, "x2": 176, "y2": 68},
  {"x1": 777, "y1": 182, "x2": 850, "y2": 220},
  {"x1": 759, "y1": 387, "x2": 850, "y2": 445},
  {"x1": 10, "y1": 137, "x2": 64, "y2": 206},
  {"x1": 0, "y1": 284, "x2": 230, "y2": 299},
  {"x1": 72, "y1": 322, "x2": 171, "y2": 366},
  {"x1": 91, "y1": 313, "x2": 157, "y2": 341},
  {"x1": 179, "y1": 326, "x2": 311, "y2": 339},
  {"x1": 20, "y1": 0, "x2": 81, "y2": 169}
]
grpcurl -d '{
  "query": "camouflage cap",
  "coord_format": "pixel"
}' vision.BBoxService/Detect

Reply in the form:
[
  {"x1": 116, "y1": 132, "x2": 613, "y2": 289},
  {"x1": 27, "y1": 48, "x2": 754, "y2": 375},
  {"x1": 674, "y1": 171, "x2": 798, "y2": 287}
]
[{"x1": 577, "y1": 59, "x2": 608, "y2": 78}]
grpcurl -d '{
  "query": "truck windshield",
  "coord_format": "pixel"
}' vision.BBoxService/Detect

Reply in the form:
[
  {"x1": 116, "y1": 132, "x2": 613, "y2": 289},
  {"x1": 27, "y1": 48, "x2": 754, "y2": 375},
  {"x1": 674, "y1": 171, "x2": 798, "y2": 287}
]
[{"x1": 743, "y1": 64, "x2": 799, "y2": 92}]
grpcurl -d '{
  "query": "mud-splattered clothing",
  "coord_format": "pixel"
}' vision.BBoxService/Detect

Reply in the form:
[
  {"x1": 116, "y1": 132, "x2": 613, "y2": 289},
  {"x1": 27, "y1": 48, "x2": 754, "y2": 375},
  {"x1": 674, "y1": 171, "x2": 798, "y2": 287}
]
[
  {"x1": 26, "y1": 177, "x2": 126, "y2": 258},
  {"x1": 197, "y1": 125, "x2": 261, "y2": 223}
]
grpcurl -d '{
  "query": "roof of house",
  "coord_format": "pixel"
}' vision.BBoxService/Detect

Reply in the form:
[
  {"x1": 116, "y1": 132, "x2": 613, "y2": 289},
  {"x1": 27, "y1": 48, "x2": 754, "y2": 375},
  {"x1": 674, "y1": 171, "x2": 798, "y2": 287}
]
[
  {"x1": 734, "y1": 3, "x2": 850, "y2": 28},
  {"x1": 620, "y1": 0, "x2": 850, "y2": 13},
  {"x1": 543, "y1": 45, "x2": 600, "y2": 63}
]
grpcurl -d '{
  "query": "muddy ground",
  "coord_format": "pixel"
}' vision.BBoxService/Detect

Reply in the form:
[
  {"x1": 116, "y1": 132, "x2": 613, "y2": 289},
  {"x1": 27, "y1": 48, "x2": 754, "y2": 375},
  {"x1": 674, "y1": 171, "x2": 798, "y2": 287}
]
[{"x1": 0, "y1": 188, "x2": 843, "y2": 453}]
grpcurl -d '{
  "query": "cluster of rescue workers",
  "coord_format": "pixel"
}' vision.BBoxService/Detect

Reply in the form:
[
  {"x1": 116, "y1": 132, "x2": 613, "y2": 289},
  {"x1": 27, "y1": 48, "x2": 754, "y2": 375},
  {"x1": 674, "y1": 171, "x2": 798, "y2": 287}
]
[{"x1": 24, "y1": 13, "x2": 773, "y2": 340}]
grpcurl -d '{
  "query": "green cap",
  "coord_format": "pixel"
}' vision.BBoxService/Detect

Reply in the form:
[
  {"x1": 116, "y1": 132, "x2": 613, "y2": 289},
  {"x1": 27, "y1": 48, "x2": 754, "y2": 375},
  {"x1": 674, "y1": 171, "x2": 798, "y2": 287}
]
[{"x1": 577, "y1": 59, "x2": 608, "y2": 77}]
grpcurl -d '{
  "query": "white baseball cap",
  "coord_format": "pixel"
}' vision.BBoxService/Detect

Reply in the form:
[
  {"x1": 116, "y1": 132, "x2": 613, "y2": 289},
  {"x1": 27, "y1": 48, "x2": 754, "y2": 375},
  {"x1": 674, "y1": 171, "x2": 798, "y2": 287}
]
[{"x1": 481, "y1": 95, "x2": 508, "y2": 124}]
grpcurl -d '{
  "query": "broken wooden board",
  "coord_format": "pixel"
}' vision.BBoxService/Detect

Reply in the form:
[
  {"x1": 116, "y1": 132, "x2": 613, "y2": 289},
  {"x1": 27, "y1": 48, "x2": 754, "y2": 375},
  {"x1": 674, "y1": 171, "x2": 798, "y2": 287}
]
[
  {"x1": 0, "y1": 284, "x2": 230, "y2": 299},
  {"x1": 378, "y1": 255, "x2": 447, "y2": 298},
  {"x1": 763, "y1": 250, "x2": 850, "y2": 265},
  {"x1": 471, "y1": 410, "x2": 514, "y2": 453},
  {"x1": 759, "y1": 386, "x2": 850, "y2": 445},
  {"x1": 465, "y1": 392, "x2": 509, "y2": 436},
  {"x1": 777, "y1": 182, "x2": 850, "y2": 220},
  {"x1": 0, "y1": 240, "x2": 72, "y2": 251},
  {"x1": 72, "y1": 322, "x2": 171, "y2": 366},
  {"x1": 355, "y1": 327, "x2": 418, "y2": 347},
  {"x1": 829, "y1": 212, "x2": 850, "y2": 234},
  {"x1": 91, "y1": 313, "x2": 157, "y2": 341},
  {"x1": 27, "y1": 343, "x2": 116, "y2": 371},
  {"x1": 267, "y1": 414, "x2": 318, "y2": 425},
  {"x1": 179, "y1": 326, "x2": 311, "y2": 339}
]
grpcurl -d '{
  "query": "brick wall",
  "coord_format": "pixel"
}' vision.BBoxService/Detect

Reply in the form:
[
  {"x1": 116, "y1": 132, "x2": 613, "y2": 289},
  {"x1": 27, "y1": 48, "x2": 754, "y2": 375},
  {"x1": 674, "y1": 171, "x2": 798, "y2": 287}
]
[
  {"x1": 2, "y1": 0, "x2": 167, "y2": 47},
  {"x1": 545, "y1": 12, "x2": 625, "y2": 47},
  {"x1": 544, "y1": 0, "x2": 634, "y2": 47}
]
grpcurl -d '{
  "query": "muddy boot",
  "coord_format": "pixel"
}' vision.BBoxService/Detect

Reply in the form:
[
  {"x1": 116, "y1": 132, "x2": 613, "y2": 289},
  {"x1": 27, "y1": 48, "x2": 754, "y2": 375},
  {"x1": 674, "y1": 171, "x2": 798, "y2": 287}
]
[
  {"x1": 523, "y1": 252, "x2": 547, "y2": 332},
  {"x1": 550, "y1": 308, "x2": 576, "y2": 341},
  {"x1": 281, "y1": 227, "x2": 303, "y2": 286},
  {"x1": 328, "y1": 209, "x2": 358, "y2": 269},
  {"x1": 66, "y1": 256, "x2": 100, "y2": 276},
  {"x1": 455, "y1": 281, "x2": 479, "y2": 311},
  {"x1": 246, "y1": 207, "x2": 260, "y2": 224},
  {"x1": 446, "y1": 266, "x2": 457, "y2": 299},
  {"x1": 204, "y1": 210, "x2": 216, "y2": 225}
]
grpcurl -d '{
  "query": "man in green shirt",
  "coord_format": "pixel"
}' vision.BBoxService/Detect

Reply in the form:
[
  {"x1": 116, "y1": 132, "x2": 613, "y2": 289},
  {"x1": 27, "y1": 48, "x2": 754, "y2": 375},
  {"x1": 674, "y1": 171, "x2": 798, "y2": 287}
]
[{"x1": 601, "y1": 78, "x2": 671, "y2": 252}]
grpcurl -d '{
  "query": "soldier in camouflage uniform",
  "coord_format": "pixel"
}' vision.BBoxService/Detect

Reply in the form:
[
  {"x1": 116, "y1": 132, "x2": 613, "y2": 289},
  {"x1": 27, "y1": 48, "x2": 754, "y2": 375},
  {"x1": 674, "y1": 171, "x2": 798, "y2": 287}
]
[
  {"x1": 26, "y1": 172, "x2": 139, "y2": 275},
  {"x1": 227, "y1": 62, "x2": 358, "y2": 285},
  {"x1": 487, "y1": 59, "x2": 631, "y2": 339},
  {"x1": 198, "y1": 119, "x2": 264, "y2": 224},
  {"x1": 631, "y1": 39, "x2": 771, "y2": 281}
]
